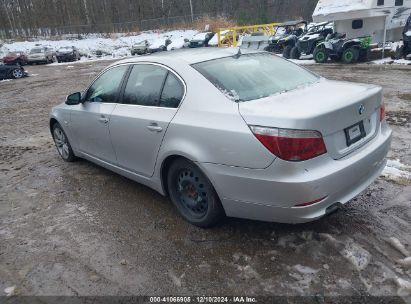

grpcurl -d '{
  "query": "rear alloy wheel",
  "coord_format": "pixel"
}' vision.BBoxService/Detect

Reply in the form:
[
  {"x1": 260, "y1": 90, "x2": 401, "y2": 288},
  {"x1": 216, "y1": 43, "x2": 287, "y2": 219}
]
[
  {"x1": 12, "y1": 68, "x2": 24, "y2": 79},
  {"x1": 167, "y1": 159, "x2": 225, "y2": 228},
  {"x1": 290, "y1": 46, "x2": 301, "y2": 59},
  {"x1": 52, "y1": 123, "x2": 76, "y2": 162},
  {"x1": 282, "y1": 45, "x2": 293, "y2": 59},
  {"x1": 342, "y1": 47, "x2": 359, "y2": 64},
  {"x1": 313, "y1": 47, "x2": 329, "y2": 63}
]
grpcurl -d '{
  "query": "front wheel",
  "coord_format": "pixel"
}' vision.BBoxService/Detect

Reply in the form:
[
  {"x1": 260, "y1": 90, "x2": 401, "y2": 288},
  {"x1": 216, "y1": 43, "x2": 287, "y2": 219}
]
[
  {"x1": 342, "y1": 47, "x2": 359, "y2": 64},
  {"x1": 282, "y1": 45, "x2": 293, "y2": 59},
  {"x1": 167, "y1": 159, "x2": 225, "y2": 228},
  {"x1": 52, "y1": 123, "x2": 76, "y2": 162},
  {"x1": 313, "y1": 47, "x2": 329, "y2": 63},
  {"x1": 11, "y1": 68, "x2": 24, "y2": 79},
  {"x1": 290, "y1": 46, "x2": 301, "y2": 59}
]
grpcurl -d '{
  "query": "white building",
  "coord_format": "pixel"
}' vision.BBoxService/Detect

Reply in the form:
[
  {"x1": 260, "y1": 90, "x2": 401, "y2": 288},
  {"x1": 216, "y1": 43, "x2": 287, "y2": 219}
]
[{"x1": 313, "y1": 0, "x2": 411, "y2": 44}]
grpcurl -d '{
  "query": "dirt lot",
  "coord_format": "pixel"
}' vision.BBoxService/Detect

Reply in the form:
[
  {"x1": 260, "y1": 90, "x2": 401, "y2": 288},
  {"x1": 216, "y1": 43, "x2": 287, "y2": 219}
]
[{"x1": 0, "y1": 60, "x2": 410, "y2": 300}]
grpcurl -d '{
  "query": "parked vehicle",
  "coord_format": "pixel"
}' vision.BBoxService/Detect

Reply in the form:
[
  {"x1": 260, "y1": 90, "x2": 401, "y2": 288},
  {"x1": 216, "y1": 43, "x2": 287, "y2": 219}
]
[
  {"x1": 50, "y1": 48, "x2": 391, "y2": 228},
  {"x1": 313, "y1": 33, "x2": 372, "y2": 64},
  {"x1": 189, "y1": 32, "x2": 215, "y2": 48},
  {"x1": 131, "y1": 40, "x2": 149, "y2": 55},
  {"x1": 0, "y1": 61, "x2": 28, "y2": 79},
  {"x1": 266, "y1": 20, "x2": 308, "y2": 57},
  {"x1": 393, "y1": 13, "x2": 411, "y2": 59},
  {"x1": 148, "y1": 39, "x2": 172, "y2": 53},
  {"x1": 241, "y1": 33, "x2": 270, "y2": 50},
  {"x1": 289, "y1": 22, "x2": 333, "y2": 59},
  {"x1": 2, "y1": 51, "x2": 28, "y2": 65},
  {"x1": 56, "y1": 46, "x2": 80, "y2": 62},
  {"x1": 27, "y1": 46, "x2": 56, "y2": 64}
]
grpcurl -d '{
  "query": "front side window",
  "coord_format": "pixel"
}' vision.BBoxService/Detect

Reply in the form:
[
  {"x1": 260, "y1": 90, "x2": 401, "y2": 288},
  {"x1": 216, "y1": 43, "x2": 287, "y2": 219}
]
[
  {"x1": 123, "y1": 65, "x2": 168, "y2": 106},
  {"x1": 377, "y1": 0, "x2": 384, "y2": 6},
  {"x1": 85, "y1": 65, "x2": 128, "y2": 103},
  {"x1": 193, "y1": 53, "x2": 319, "y2": 102},
  {"x1": 395, "y1": 0, "x2": 403, "y2": 6},
  {"x1": 160, "y1": 73, "x2": 185, "y2": 108}
]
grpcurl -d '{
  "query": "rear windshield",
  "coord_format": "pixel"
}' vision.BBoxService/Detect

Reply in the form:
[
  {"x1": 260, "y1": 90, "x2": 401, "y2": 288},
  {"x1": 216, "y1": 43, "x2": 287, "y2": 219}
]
[
  {"x1": 192, "y1": 53, "x2": 319, "y2": 102},
  {"x1": 30, "y1": 48, "x2": 44, "y2": 54}
]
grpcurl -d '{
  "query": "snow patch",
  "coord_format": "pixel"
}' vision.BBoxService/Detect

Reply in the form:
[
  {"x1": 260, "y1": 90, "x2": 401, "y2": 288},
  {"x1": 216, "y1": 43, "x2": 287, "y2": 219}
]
[
  {"x1": 395, "y1": 277, "x2": 411, "y2": 296},
  {"x1": 382, "y1": 160, "x2": 411, "y2": 181},
  {"x1": 397, "y1": 257, "x2": 411, "y2": 268},
  {"x1": 1, "y1": 30, "x2": 198, "y2": 63},
  {"x1": 387, "y1": 237, "x2": 410, "y2": 257},
  {"x1": 341, "y1": 241, "x2": 371, "y2": 271},
  {"x1": 4, "y1": 286, "x2": 16, "y2": 297}
]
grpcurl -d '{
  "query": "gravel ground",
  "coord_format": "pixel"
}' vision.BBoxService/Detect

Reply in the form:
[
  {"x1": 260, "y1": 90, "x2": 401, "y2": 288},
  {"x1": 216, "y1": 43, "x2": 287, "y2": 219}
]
[{"x1": 0, "y1": 60, "x2": 410, "y2": 301}]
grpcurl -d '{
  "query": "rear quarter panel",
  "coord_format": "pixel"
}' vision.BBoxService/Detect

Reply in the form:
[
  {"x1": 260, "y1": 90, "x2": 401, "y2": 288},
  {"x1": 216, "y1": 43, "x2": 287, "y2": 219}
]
[{"x1": 155, "y1": 59, "x2": 275, "y2": 173}]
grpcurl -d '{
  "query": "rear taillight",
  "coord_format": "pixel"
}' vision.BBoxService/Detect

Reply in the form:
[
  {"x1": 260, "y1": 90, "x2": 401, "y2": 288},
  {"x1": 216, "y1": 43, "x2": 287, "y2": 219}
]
[
  {"x1": 380, "y1": 103, "x2": 386, "y2": 122},
  {"x1": 250, "y1": 126, "x2": 327, "y2": 162}
]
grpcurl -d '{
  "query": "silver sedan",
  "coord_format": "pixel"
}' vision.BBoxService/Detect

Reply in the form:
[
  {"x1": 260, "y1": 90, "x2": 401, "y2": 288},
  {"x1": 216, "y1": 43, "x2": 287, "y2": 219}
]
[{"x1": 50, "y1": 48, "x2": 392, "y2": 227}]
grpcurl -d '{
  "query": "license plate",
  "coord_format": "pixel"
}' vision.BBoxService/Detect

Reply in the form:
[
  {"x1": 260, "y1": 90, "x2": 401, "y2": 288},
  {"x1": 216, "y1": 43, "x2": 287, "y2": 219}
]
[{"x1": 345, "y1": 121, "x2": 366, "y2": 147}]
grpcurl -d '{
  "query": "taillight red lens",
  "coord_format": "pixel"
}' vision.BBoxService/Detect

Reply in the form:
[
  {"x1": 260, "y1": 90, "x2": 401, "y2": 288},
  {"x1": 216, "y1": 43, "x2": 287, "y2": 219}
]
[
  {"x1": 250, "y1": 126, "x2": 327, "y2": 162},
  {"x1": 380, "y1": 103, "x2": 386, "y2": 122}
]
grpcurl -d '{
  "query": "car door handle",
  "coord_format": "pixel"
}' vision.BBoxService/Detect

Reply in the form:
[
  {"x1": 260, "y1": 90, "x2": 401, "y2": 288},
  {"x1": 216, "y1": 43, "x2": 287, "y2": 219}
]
[
  {"x1": 146, "y1": 124, "x2": 163, "y2": 133},
  {"x1": 98, "y1": 116, "x2": 109, "y2": 124}
]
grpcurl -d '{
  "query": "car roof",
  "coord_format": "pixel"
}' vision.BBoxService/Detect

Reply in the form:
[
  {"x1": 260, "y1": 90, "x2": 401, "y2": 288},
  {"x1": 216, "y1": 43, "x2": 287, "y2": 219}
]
[
  {"x1": 280, "y1": 20, "x2": 308, "y2": 26},
  {"x1": 111, "y1": 48, "x2": 263, "y2": 67}
]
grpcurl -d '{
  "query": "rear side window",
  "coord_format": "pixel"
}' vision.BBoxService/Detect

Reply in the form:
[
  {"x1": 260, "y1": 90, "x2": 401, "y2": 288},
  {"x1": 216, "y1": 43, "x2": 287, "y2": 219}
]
[
  {"x1": 395, "y1": 0, "x2": 403, "y2": 5},
  {"x1": 85, "y1": 65, "x2": 128, "y2": 103},
  {"x1": 160, "y1": 73, "x2": 184, "y2": 108},
  {"x1": 123, "y1": 65, "x2": 168, "y2": 106},
  {"x1": 193, "y1": 53, "x2": 319, "y2": 102}
]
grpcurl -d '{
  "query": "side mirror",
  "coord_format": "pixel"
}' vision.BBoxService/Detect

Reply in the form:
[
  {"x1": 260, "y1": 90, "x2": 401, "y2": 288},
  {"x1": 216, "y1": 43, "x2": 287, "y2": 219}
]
[{"x1": 66, "y1": 92, "x2": 82, "y2": 105}]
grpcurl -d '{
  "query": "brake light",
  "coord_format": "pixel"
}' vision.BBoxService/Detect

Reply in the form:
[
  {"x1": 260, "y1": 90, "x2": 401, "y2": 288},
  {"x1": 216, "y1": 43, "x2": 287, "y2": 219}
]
[
  {"x1": 250, "y1": 126, "x2": 327, "y2": 162},
  {"x1": 380, "y1": 103, "x2": 386, "y2": 122}
]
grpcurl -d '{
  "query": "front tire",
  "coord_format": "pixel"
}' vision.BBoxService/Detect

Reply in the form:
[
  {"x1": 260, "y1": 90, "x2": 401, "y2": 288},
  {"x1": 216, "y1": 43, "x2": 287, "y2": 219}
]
[
  {"x1": 282, "y1": 45, "x2": 293, "y2": 59},
  {"x1": 167, "y1": 159, "x2": 225, "y2": 228},
  {"x1": 342, "y1": 47, "x2": 359, "y2": 64},
  {"x1": 313, "y1": 47, "x2": 329, "y2": 63},
  {"x1": 290, "y1": 46, "x2": 301, "y2": 59},
  {"x1": 52, "y1": 123, "x2": 76, "y2": 162}
]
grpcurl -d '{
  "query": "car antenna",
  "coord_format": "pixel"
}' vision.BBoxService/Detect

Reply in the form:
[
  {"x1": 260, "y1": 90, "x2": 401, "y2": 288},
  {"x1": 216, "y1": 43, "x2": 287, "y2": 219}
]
[{"x1": 234, "y1": 48, "x2": 242, "y2": 59}]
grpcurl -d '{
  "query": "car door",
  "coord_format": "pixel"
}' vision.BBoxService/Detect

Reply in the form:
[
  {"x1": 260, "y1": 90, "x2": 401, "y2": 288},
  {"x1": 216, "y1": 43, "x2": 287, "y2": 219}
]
[
  {"x1": 70, "y1": 64, "x2": 129, "y2": 163},
  {"x1": 0, "y1": 64, "x2": 7, "y2": 78},
  {"x1": 109, "y1": 63, "x2": 185, "y2": 177}
]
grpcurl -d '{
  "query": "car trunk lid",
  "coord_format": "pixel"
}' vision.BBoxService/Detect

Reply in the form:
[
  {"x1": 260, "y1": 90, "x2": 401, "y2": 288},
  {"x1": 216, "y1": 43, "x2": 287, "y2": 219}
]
[{"x1": 238, "y1": 79, "x2": 382, "y2": 160}]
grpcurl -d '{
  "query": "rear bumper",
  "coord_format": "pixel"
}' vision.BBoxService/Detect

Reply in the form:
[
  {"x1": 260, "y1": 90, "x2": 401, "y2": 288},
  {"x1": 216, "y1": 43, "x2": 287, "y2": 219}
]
[
  {"x1": 28, "y1": 57, "x2": 47, "y2": 63},
  {"x1": 57, "y1": 54, "x2": 75, "y2": 61},
  {"x1": 199, "y1": 123, "x2": 392, "y2": 224}
]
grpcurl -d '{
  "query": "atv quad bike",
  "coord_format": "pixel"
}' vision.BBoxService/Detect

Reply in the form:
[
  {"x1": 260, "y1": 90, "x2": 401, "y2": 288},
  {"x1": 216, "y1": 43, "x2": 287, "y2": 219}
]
[
  {"x1": 288, "y1": 22, "x2": 334, "y2": 60},
  {"x1": 266, "y1": 20, "x2": 308, "y2": 57},
  {"x1": 313, "y1": 33, "x2": 372, "y2": 64}
]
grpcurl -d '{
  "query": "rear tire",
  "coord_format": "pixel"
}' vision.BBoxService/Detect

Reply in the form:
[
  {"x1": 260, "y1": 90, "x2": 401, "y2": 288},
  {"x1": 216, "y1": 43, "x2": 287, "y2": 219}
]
[
  {"x1": 282, "y1": 45, "x2": 293, "y2": 59},
  {"x1": 313, "y1": 47, "x2": 329, "y2": 63},
  {"x1": 342, "y1": 47, "x2": 359, "y2": 64},
  {"x1": 290, "y1": 46, "x2": 301, "y2": 59},
  {"x1": 167, "y1": 159, "x2": 225, "y2": 228}
]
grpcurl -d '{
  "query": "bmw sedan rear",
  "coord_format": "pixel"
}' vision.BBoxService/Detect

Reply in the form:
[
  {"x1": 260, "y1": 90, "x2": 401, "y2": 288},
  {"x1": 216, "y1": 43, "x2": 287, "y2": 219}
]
[{"x1": 50, "y1": 49, "x2": 392, "y2": 227}]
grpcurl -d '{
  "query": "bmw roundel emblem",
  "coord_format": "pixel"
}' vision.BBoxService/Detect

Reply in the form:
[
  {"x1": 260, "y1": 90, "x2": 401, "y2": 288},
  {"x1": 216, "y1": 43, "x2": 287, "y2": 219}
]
[{"x1": 359, "y1": 104, "x2": 366, "y2": 115}]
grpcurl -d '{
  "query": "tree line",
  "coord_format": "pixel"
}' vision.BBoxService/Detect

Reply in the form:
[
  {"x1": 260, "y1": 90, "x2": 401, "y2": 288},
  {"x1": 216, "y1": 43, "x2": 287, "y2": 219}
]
[{"x1": 0, "y1": 0, "x2": 318, "y2": 39}]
